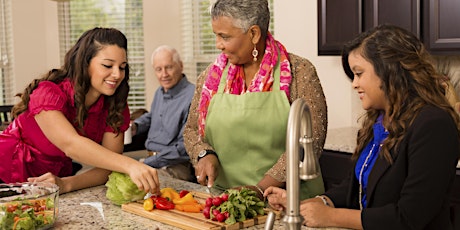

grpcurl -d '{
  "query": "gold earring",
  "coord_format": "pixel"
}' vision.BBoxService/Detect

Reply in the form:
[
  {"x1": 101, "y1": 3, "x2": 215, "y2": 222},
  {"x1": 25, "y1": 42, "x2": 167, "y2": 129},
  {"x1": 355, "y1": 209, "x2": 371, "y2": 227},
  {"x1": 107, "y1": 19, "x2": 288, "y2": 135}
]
[{"x1": 252, "y1": 44, "x2": 258, "y2": 62}]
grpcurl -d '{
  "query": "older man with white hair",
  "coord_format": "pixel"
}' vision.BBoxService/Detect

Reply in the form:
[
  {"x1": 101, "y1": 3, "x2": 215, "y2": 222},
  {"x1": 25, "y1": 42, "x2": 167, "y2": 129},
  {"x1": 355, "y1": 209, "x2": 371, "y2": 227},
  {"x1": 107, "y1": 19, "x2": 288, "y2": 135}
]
[{"x1": 132, "y1": 45, "x2": 195, "y2": 181}]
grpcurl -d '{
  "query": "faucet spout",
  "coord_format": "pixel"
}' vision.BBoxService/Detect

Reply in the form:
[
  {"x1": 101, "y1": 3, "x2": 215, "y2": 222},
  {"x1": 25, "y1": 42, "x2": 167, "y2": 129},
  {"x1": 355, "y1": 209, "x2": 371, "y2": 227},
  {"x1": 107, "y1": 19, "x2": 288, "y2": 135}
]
[{"x1": 282, "y1": 98, "x2": 321, "y2": 230}]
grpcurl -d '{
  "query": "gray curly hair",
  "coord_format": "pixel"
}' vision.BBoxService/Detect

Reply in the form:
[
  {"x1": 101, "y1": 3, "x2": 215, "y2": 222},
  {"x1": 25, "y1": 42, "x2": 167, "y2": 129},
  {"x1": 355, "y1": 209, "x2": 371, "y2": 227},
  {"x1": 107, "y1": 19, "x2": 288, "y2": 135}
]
[{"x1": 210, "y1": 0, "x2": 270, "y2": 39}]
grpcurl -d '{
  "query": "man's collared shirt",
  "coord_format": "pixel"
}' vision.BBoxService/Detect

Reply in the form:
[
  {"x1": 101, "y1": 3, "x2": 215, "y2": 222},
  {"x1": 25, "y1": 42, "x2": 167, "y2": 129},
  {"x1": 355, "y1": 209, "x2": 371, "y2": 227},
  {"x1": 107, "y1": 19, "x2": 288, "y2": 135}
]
[{"x1": 134, "y1": 75, "x2": 195, "y2": 168}]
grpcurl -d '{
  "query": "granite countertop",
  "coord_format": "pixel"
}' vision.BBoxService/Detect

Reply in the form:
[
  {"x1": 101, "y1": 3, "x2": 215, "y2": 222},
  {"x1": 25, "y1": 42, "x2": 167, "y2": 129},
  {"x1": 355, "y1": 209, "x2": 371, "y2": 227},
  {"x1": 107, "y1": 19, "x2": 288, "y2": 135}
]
[
  {"x1": 324, "y1": 126, "x2": 460, "y2": 168},
  {"x1": 324, "y1": 127, "x2": 359, "y2": 153},
  {"x1": 52, "y1": 174, "x2": 350, "y2": 230}
]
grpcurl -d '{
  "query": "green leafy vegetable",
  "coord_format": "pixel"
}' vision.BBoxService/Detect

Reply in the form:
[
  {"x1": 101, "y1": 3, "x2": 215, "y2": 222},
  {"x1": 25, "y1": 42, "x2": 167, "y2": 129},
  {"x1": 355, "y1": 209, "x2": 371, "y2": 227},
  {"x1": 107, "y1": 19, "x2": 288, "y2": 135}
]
[
  {"x1": 0, "y1": 198, "x2": 55, "y2": 230},
  {"x1": 211, "y1": 187, "x2": 265, "y2": 225},
  {"x1": 105, "y1": 172, "x2": 147, "y2": 205}
]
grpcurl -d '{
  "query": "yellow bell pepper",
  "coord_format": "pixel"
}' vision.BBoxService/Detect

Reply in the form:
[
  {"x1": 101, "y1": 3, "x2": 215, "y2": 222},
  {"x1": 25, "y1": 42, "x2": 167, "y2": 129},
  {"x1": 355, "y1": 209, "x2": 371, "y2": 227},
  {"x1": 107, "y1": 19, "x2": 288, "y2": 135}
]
[
  {"x1": 143, "y1": 198, "x2": 154, "y2": 211},
  {"x1": 160, "y1": 187, "x2": 180, "y2": 201},
  {"x1": 172, "y1": 192, "x2": 197, "y2": 205}
]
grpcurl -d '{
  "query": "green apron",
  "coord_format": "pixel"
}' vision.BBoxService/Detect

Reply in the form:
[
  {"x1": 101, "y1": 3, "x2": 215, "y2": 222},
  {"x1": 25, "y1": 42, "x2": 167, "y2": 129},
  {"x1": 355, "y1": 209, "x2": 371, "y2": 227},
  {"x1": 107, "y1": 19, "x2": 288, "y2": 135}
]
[{"x1": 204, "y1": 60, "x2": 324, "y2": 200}]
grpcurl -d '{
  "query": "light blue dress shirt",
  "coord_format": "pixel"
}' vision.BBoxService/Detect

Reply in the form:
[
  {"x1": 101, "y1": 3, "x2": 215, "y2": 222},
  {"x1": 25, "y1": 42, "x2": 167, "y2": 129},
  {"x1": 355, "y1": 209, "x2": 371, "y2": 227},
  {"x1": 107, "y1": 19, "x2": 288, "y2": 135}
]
[{"x1": 134, "y1": 75, "x2": 195, "y2": 168}]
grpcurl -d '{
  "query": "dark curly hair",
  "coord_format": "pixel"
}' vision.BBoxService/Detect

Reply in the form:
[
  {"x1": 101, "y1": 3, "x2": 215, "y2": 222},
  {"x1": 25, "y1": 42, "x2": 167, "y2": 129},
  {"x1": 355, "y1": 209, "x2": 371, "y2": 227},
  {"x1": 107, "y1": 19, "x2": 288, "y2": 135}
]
[
  {"x1": 342, "y1": 24, "x2": 460, "y2": 163},
  {"x1": 12, "y1": 27, "x2": 130, "y2": 134}
]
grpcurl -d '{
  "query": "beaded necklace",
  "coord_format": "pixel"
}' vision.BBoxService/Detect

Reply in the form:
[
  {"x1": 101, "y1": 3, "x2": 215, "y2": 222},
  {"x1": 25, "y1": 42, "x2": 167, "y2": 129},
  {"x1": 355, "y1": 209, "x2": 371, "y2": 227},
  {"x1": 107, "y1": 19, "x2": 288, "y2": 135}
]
[
  {"x1": 355, "y1": 113, "x2": 388, "y2": 210},
  {"x1": 358, "y1": 143, "x2": 382, "y2": 210}
]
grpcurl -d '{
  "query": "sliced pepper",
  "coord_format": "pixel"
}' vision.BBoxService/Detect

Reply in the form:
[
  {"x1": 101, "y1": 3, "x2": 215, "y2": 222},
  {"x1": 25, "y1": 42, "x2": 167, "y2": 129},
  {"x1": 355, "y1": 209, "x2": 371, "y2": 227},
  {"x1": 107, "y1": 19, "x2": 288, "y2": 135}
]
[
  {"x1": 172, "y1": 192, "x2": 197, "y2": 205},
  {"x1": 155, "y1": 196, "x2": 175, "y2": 210},
  {"x1": 160, "y1": 187, "x2": 180, "y2": 201},
  {"x1": 143, "y1": 198, "x2": 154, "y2": 211},
  {"x1": 175, "y1": 203, "x2": 203, "y2": 213},
  {"x1": 179, "y1": 190, "x2": 190, "y2": 198}
]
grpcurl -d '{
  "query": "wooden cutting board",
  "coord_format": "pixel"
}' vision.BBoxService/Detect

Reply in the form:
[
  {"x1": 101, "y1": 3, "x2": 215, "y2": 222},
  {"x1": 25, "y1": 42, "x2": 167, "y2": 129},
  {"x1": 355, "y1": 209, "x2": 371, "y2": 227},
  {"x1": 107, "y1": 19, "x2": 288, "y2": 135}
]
[{"x1": 121, "y1": 191, "x2": 279, "y2": 230}]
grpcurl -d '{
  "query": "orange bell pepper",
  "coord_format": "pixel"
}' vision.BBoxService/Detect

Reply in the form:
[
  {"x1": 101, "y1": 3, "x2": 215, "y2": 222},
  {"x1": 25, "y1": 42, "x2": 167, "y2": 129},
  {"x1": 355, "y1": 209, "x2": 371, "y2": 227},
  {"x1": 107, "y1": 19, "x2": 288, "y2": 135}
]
[{"x1": 175, "y1": 203, "x2": 203, "y2": 213}]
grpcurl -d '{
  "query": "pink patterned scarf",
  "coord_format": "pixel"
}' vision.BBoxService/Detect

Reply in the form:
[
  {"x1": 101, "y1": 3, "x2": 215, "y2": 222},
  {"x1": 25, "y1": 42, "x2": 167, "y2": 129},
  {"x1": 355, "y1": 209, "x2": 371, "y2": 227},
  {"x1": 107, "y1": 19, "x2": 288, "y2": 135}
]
[{"x1": 197, "y1": 33, "x2": 292, "y2": 137}]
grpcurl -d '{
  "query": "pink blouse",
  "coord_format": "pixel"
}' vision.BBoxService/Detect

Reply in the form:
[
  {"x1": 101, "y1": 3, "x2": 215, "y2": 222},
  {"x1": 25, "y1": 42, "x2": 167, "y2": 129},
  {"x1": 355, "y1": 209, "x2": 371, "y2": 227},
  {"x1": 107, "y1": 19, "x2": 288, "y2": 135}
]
[{"x1": 0, "y1": 79, "x2": 130, "y2": 183}]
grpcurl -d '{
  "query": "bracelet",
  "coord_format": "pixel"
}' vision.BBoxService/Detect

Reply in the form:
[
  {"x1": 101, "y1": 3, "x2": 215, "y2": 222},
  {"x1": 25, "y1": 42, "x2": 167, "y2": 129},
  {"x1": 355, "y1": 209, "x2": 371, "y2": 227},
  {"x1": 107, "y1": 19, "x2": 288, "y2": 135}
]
[
  {"x1": 315, "y1": 195, "x2": 330, "y2": 206},
  {"x1": 254, "y1": 185, "x2": 265, "y2": 201},
  {"x1": 254, "y1": 185, "x2": 264, "y2": 195}
]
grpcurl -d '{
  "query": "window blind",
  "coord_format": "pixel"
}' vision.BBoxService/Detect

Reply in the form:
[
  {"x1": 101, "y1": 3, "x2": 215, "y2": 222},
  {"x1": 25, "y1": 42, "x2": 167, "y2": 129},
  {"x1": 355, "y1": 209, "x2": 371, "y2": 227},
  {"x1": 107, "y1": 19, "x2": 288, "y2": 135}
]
[
  {"x1": 180, "y1": 0, "x2": 275, "y2": 84},
  {"x1": 0, "y1": 0, "x2": 14, "y2": 105},
  {"x1": 57, "y1": 0, "x2": 145, "y2": 111}
]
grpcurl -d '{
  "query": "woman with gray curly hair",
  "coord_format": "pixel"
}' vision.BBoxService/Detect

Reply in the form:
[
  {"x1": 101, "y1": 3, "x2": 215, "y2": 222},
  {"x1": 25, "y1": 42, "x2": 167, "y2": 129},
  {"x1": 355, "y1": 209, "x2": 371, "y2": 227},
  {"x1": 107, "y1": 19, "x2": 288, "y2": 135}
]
[{"x1": 184, "y1": 0, "x2": 327, "y2": 200}]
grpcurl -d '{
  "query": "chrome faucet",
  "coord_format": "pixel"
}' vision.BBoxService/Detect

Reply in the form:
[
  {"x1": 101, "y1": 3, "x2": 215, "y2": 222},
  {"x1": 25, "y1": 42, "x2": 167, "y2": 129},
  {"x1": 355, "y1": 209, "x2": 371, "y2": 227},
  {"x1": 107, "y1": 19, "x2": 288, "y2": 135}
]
[{"x1": 282, "y1": 98, "x2": 321, "y2": 229}]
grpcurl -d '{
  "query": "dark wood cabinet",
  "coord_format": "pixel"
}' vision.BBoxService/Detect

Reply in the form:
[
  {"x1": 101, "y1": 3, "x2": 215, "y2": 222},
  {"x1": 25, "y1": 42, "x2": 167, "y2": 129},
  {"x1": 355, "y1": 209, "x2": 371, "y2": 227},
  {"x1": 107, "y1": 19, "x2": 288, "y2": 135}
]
[
  {"x1": 319, "y1": 150, "x2": 352, "y2": 191},
  {"x1": 363, "y1": 0, "x2": 420, "y2": 37},
  {"x1": 423, "y1": 0, "x2": 460, "y2": 54},
  {"x1": 318, "y1": 0, "x2": 460, "y2": 55},
  {"x1": 317, "y1": 0, "x2": 361, "y2": 55}
]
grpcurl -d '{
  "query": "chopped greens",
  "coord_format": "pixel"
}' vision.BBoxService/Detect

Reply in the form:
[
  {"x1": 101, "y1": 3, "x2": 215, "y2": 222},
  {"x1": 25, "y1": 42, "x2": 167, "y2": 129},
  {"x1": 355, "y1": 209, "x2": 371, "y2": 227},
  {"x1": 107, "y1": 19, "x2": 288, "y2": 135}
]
[
  {"x1": 0, "y1": 198, "x2": 55, "y2": 230},
  {"x1": 204, "y1": 187, "x2": 265, "y2": 225}
]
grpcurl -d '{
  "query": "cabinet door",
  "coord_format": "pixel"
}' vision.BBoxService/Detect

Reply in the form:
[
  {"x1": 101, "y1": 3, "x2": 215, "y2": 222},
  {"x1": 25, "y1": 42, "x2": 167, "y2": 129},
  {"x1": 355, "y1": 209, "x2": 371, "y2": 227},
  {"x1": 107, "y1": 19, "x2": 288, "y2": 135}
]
[
  {"x1": 363, "y1": 0, "x2": 420, "y2": 38},
  {"x1": 319, "y1": 150, "x2": 353, "y2": 191},
  {"x1": 423, "y1": 0, "x2": 460, "y2": 54},
  {"x1": 318, "y1": 0, "x2": 361, "y2": 55}
]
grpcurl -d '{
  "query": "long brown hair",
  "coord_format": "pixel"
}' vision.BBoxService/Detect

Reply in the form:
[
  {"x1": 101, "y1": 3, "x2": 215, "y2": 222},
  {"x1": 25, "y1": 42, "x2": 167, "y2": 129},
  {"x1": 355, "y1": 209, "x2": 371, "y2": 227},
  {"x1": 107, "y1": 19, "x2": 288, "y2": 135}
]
[
  {"x1": 342, "y1": 24, "x2": 460, "y2": 163},
  {"x1": 12, "y1": 27, "x2": 130, "y2": 133}
]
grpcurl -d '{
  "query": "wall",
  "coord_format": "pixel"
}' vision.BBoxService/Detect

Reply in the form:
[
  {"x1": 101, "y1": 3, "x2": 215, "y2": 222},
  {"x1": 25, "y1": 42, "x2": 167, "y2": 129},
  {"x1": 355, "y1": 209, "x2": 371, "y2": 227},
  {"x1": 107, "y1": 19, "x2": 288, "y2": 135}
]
[
  {"x1": 273, "y1": 0, "x2": 363, "y2": 129},
  {"x1": 9, "y1": 0, "x2": 362, "y2": 130},
  {"x1": 142, "y1": 0, "x2": 181, "y2": 109},
  {"x1": 10, "y1": 1, "x2": 60, "y2": 101}
]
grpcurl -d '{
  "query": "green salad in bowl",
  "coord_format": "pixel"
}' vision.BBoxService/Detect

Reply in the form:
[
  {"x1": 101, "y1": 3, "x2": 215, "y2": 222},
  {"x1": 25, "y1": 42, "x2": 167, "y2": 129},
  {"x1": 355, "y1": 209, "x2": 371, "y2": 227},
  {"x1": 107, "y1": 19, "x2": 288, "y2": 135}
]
[{"x1": 0, "y1": 182, "x2": 58, "y2": 230}]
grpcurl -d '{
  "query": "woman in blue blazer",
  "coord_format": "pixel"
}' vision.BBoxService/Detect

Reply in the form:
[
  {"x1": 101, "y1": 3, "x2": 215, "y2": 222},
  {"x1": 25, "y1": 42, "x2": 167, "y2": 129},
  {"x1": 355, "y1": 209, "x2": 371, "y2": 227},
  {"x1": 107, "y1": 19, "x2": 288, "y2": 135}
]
[{"x1": 264, "y1": 24, "x2": 460, "y2": 230}]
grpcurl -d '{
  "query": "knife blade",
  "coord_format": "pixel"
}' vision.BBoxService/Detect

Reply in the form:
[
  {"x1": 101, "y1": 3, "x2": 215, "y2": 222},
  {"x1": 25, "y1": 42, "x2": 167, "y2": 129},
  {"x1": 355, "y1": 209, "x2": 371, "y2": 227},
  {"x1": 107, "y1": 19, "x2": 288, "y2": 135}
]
[
  {"x1": 143, "y1": 192, "x2": 152, "y2": 200},
  {"x1": 205, "y1": 185, "x2": 214, "y2": 198}
]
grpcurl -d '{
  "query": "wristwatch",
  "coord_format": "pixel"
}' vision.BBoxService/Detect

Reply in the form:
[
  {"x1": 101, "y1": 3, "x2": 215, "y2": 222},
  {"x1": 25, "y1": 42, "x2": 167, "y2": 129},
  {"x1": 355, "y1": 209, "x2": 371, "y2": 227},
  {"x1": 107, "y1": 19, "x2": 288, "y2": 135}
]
[{"x1": 197, "y1": 150, "x2": 217, "y2": 161}]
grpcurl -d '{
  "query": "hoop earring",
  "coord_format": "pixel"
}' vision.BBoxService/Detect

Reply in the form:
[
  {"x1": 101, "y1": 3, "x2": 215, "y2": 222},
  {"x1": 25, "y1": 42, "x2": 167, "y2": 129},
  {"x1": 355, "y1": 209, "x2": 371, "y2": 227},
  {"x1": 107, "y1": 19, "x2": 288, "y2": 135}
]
[{"x1": 252, "y1": 44, "x2": 258, "y2": 62}]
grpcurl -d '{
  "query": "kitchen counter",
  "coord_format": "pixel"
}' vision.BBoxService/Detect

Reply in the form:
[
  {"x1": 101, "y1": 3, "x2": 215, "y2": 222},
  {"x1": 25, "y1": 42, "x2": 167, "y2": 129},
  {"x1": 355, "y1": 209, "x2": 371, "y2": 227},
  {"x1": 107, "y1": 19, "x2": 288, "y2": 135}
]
[
  {"x1": 323, "y1": 126, "x2": 460, "y2": 167},
  {"x1": 52, "y1": 174, "x2": 350, "y2": 230},
  {"x1": 324, "y1": 127, "x2": 359, "y2": 153}
]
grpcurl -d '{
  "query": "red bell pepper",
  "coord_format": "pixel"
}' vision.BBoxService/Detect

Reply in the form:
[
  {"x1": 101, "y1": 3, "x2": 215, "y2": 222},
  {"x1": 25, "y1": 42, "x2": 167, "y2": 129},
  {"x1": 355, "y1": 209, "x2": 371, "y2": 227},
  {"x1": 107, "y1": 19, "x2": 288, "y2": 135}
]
[
  {"x1": 179, "y1": 190, "x2": 190, "y2": 198},
  {"x1": 154, "y1": 196, "x2": 175, "y2": 210}
]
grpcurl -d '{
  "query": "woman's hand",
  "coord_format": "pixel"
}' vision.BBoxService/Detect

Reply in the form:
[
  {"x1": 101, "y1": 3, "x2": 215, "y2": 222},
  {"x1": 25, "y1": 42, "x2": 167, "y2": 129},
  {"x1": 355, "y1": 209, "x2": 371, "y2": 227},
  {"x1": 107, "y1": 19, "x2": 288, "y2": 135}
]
[
  {"x1": 264, "y1": 186, "x2": 287, "y2": 211},
  {"x1": 194, "y1": 154, "x2": 219, "y2": 187},
  {"x1": 27, "y1": 172, "x2": 67, "y2": 193},
  {"x1": 127, "y1": 162, "x2": 161, "y2": 195},
  {"x1": 299, "y1": 197, "x2": 332, "y2": 227},
  {"x1": 264, "y1": 188, "x2": 334, "y2": 227}
]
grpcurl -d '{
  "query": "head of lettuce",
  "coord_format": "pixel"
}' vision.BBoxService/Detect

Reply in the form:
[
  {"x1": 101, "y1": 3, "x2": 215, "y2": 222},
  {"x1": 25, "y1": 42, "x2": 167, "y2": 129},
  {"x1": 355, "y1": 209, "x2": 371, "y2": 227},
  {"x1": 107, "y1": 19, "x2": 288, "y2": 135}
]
[{"x1": 105, "y1": 172, "x2": 147, "y2": 205}]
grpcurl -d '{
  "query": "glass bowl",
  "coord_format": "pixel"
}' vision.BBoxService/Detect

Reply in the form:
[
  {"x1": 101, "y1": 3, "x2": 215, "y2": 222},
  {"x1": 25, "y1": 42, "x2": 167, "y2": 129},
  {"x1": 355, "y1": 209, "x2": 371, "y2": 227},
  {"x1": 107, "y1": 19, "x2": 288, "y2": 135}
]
[{"x1": 0, "y1": 182, "x2": 59, "y2": 230}]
